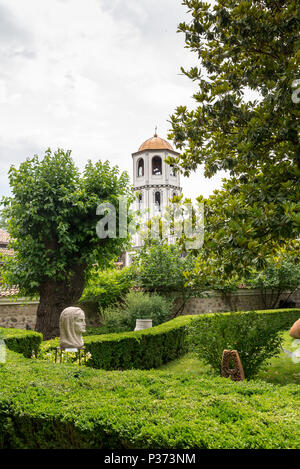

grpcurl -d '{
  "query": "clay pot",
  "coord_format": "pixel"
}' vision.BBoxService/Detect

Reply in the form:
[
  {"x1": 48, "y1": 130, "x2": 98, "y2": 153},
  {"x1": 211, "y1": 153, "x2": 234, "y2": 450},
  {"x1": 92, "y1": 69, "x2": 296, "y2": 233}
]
[{"x1": 134, "y1": 319, "x2": 153, "y2": 331}]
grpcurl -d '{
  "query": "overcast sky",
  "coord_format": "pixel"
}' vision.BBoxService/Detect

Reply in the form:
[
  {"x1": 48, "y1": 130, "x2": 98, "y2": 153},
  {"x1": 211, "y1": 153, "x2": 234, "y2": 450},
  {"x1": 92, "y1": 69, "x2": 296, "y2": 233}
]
[{"x1": 0, "y1": 0, "x2": 227, "y2": 200}]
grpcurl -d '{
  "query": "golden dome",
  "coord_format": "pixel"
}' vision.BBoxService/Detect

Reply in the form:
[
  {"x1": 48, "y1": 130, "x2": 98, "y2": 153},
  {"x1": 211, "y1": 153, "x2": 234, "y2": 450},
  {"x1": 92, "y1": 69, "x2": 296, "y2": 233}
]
[{"x1": 138, "y1": 133, "x2": 174, "y2": 152}]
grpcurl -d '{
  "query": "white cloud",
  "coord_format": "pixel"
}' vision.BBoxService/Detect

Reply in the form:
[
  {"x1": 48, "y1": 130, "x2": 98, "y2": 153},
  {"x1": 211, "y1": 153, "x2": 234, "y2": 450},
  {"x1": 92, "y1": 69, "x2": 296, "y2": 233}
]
[{"x1": 0, "y1": 0, "x2": 224, "y2": 200}]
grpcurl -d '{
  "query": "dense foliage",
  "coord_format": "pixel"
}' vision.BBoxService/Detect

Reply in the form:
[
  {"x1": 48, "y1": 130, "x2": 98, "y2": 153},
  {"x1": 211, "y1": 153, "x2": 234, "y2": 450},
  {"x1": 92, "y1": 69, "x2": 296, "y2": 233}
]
[
  {"x1": 247, "y1": 257, "x2": 300, "y2": 308},
  {"x1": 133, "y1": 244, "x2": 190, "y2": 293},
  {"x1": 188, "y1": 309, "x2": 300, "y2": 379},
  {"x1": 79, "y1": 266, "x2": 135, "y2": 311},
  {"x1": 168, "y1": 0, "x2": 300, "y2": 273},
  {"x1": 1, "y1": 349, "x2": 300, "y2": 449},
  {"x1": 1, "y1": 149, "x2": 132, "y2": 338},
  {"x1": 0, "y1": 214, "x2": 7, "y2": 230},
  {"x1": 132, "y1": 243, "x2": 204, "y2": 315}
]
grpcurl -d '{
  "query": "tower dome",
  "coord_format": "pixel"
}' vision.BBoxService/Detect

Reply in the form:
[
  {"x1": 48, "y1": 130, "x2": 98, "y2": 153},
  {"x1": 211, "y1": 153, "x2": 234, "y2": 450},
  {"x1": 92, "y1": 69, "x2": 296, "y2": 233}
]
[{"x1": 138, "y1": 133, "x2": 174, "y2": 152}]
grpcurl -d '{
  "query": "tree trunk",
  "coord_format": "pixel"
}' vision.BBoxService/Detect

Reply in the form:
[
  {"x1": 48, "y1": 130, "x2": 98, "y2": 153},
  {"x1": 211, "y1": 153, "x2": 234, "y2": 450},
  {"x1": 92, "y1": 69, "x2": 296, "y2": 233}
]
[{"x1": 35, "y1": 264, "x2": 86, "y2": 340}]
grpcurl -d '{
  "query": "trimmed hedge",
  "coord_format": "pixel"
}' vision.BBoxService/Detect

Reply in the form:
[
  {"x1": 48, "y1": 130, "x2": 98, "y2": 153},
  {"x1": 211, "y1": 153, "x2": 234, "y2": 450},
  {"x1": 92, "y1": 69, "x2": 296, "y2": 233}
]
[
  {"x1": 0, "y1": 349, "x2": 299, "y2": 449},
  {"x1": 82, "y1": 308, "x2": 300, "y2": 370},
  {"x1": 0, "y1": 327, "x2": 42, "y2": 358},
  {"x1": 1, "y1": 308, "x2": 297, "y2": 370},
  {"x1": 244, "y1": 308, "x2": 300, "y2": 330},
  {"x1": 84, "y1": 315, "x2": 193, "y2": 369},
  {"x1": 38, "y1": 316, "x2": 192, "y2": 368},
  {"x1": 0, "y1": 309, "x2": 299, "y2": 449}
]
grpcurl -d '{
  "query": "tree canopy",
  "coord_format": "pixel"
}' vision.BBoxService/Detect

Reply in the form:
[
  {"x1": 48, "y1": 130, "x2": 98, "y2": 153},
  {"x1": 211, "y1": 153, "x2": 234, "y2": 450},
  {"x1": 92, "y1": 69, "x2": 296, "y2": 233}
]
[
  {"x1": 168, "y1": 0, "x2": 300, "y2": 254},
  {"x1": 1, "y1": 148, "x2": 132, "y2": 338}
]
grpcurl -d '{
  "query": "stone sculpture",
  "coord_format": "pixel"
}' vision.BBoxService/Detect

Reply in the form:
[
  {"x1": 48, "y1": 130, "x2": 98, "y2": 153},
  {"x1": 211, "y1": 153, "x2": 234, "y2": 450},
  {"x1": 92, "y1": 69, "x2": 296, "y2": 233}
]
[
  {"x1": 289, "y1": 318, "x2": 300, "y2": 339},
  {"x1": 59, "y1": 306, "x2": 86, "y2": 349},
  {"x1": 221, "y1": 349, "x2": 245, "y2": 381}
]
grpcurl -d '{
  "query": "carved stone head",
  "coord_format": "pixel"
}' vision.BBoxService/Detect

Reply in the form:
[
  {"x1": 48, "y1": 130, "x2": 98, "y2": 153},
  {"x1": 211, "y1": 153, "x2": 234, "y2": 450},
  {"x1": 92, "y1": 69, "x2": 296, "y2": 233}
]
[{"x1": 59, "y1": 306, "x2": 86, "y2": 349}]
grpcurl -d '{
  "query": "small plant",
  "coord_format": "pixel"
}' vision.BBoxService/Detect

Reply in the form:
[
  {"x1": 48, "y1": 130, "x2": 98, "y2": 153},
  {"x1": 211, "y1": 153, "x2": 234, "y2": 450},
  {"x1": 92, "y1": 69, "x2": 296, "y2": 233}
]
[
  {"x1": 102, "y1": 290, "x2": 173, "y2": 332},
  {"x1": 188, "y1": 311, "x2": 284, "y2": 379}
]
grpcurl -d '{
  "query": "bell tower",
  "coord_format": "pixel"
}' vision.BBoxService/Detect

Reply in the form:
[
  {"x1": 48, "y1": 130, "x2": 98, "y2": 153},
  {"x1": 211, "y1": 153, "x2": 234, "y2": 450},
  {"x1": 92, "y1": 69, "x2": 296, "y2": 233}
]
[
  {"x1": 132, "y1": 130, "x2": 182, "y2": 221},
  {"x1": 124, "y1": 131, "x2": 182, "y2": 263}
]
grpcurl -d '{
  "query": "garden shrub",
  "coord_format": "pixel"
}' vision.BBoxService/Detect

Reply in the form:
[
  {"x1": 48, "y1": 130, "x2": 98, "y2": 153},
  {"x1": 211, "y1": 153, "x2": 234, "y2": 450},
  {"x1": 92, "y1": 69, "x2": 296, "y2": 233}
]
[
  {"x1": 79, "y1": 266, "x2": 135, "y2": 311},
  {"x1": 102, "y1": 290, "x2": 173, "y2": 333},
  {"x1": 132, "y1": 243, "x2": 202, "y2": 316},
  {"x1": 246, "y1": 258, "x2": 300, "y2": 309},
  {"x1": 0, "y1": 349, "x2": 300, "y2": 449},
  {"x1": 188, "y1": 309, "x2": 300, "y2": 379},
  {"x1": 0, "y1": 327, "x2": 42, "y2": 358},
  {"x1": 37, "y1": 315, "x2": 192, "y2": 369},
  {"x1": 132, "y1": 243, "x2": 194, "y2": 293}
]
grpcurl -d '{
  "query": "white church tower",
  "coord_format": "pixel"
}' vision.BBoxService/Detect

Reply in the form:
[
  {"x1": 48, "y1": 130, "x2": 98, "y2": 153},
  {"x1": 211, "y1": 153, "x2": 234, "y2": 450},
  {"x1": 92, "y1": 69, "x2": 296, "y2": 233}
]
[
  {"x1": 129, "y1": 130, "x2": 182, "y2": 252},
  {"x1": 132, "y1": 130, "x2": 182, "y2": 216}
]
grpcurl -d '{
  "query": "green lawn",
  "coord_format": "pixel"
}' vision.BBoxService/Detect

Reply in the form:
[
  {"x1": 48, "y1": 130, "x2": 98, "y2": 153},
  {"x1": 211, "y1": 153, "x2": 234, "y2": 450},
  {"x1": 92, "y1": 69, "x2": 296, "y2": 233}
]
[{"x1": 159, "y1": 331, "x2": 300, "y2": 386}]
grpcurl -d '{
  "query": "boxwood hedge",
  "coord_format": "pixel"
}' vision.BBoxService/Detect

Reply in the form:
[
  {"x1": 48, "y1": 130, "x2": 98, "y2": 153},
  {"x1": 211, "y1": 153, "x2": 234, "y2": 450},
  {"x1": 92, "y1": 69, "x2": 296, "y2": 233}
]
[
  {"x1": 3, "y1": 308, "x2": 298, "y2": 371},
  {"x1": 82, "y1": 308, "x2": 300, "y2": 370},
  {"x1": 84, "y1": 314, "x2": 193, "y2": 370},
  {"x1": 0, "y1": 309, "x2": 299, "y2": 449},
  {"x1": 0, "y1": 349, "x2": 299, "y2": 449},
  {"x1": 0, "y1": 327, "x2": 42, "y2": 358}
]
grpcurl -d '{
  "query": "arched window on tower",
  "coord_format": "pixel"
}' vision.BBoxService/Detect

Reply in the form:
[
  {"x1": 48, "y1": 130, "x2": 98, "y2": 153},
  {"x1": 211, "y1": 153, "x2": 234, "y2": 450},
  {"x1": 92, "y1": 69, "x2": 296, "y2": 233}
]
[
  {"x1": 137, "y1": 158, "x2": 144, "y2": 177},
  {"x1": 152, "y1": 156, "x2": 162, "y2": 175},
  {"x1": 154, "y1": 191, "x2": 161, "y2": 211}
]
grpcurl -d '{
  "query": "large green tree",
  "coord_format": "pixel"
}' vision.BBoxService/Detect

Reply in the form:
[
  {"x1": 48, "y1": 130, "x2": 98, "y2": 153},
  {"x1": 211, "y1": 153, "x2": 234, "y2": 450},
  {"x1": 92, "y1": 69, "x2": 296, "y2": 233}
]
[
  {"x1": 169, "y1": 0, "x2": 300, "y2": 252},
  {"x1": 1, "y1": 149, "x2": 132, "y2": 339}
]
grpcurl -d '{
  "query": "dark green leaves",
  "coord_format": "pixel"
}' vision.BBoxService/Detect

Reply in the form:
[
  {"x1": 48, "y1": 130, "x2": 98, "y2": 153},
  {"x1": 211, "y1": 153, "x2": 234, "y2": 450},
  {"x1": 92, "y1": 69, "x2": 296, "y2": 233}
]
[{"x1": 1, "y1": 148, "x2": 132, "y2": 296}]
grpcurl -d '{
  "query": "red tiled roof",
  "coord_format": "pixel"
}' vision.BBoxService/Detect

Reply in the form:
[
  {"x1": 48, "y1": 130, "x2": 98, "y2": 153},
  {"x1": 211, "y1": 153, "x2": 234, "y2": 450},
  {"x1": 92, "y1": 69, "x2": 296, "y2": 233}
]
[{"x1": 0, "y1": 286, "x2": 19, "y2": 297}]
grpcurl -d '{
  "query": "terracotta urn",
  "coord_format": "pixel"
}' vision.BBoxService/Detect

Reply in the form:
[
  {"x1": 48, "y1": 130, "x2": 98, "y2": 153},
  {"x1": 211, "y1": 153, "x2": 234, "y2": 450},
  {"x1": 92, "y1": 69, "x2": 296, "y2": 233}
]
[{"x1": 134, "y1": 319, "x2": 153, "y2": 331}]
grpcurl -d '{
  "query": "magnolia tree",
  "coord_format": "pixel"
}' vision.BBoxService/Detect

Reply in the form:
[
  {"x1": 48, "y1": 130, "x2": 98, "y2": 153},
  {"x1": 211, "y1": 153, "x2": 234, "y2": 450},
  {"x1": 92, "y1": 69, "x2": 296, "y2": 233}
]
[
  {"x1": 168, "y1": 0, "x2": 300, "y2": 274},
  {"x1": 1, "y1": 149, "x2": 132, "y2": 339}
]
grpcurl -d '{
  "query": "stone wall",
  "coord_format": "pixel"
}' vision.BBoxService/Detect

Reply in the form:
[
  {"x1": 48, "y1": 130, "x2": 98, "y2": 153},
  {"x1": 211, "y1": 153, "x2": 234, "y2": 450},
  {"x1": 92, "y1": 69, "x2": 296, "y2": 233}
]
[
  {"x1": 0, "y1": 298, "x2": 39, "y2": 329},
  {"x1": 180, "y1": 288, "x2": 300, "y2": 315},
  {"x1": 0, "y1": 289, "x2": 299, "y2": 330},
  {"x1": 0, "y1": 299, "x2": 100, "y2": 330}
]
